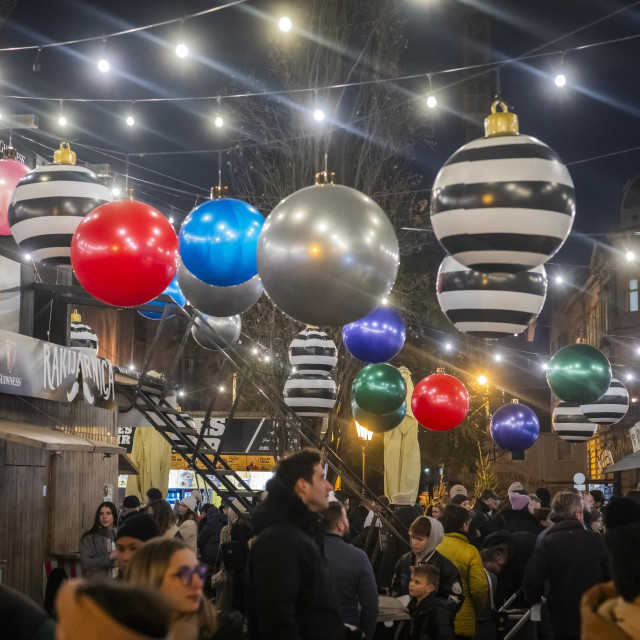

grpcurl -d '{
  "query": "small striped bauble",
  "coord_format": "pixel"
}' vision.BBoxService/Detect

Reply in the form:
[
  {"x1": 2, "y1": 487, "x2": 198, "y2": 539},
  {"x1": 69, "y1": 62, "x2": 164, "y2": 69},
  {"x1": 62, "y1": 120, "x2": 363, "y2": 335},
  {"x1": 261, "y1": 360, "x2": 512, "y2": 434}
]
[
  {"x1": 580, "y1": 378, "x2": 629, "y2": 425},
  {"x1": 430, "y1": 102, "x2": 575, "y2": 273},
  {"x1": 436, "y1": 255, "x2": 547, "y2": 339},
  {"x1": 288, "y1": 328, "x2": 337, "y2": 375},
  {"x1": 9, "y1": 143, "x2": 112, "y2": 265},
  {"x1": 69, "y1": 310, "x2": 98, "y2": 357},
  {"x1": 552, "y1": 402, "x2": 598, "y2": 443},
  {"x1": 283, "y1": 373, "x2": 337, "y2": 417}
]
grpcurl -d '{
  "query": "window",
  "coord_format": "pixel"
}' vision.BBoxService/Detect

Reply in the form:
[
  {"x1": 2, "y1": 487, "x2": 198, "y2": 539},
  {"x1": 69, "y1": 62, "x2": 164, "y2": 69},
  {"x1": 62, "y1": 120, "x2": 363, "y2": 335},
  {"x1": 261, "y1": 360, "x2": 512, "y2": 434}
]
[
  {"x1": 511, "y1": 450, "x2": 525, "y2": 461},
  {"x1": 556, "y1": 440, "x2": 573, "y2": 462},
  {"x1": 630, "y1": 279, "x2": 639, "y2": 312}
]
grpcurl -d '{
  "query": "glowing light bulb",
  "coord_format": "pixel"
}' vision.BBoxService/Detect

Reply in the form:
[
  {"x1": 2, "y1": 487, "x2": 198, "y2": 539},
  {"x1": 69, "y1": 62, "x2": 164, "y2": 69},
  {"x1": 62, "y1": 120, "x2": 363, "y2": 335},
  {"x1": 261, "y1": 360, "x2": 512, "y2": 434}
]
[
  {"x1": 264, "y1": 354, "x2": 271, "y2": 362},
  {"x1": 626, "y1": 250, "x2": 636, "y2": 262},
  {"x1": 477, "y1": 375, "x2": 488, "y2": 386},
  {"x1": 112, "y1": 187, "x2": 121, "y2": 198},
  {"x1": 24, "y1": 253, "x2": 31, "y2": 260},
  {"x1": 444, "y1": 343, "x2": 452, "y2": 351},
  {"x1": 381, "y1": 297, "x2": 388, "y2": 305},
  {"x1": 542, "y1": 362, "x2": 549, "y2": 371},
  {"x1": 627, "y1": 373, "x2": 634, "y2": 381},
  {"x1": 494, "y1": 354, "x2": 502, "y2": 362},
  {"x1": 252, "y1": 347, "x2": 259, "y2": 356},
  {"x1": 313, "y1": 108, "x2": 325, "y2": 122},
  {"x1": 555, "y1": 275, "x2": 563, "y2": 284},
  {"x1": 175, "y1": 43, "x2": 189, "y2": 58},
  {"x1": 97, "y1": 58, "x2": 110, "y2": 73},
  {"x1": 555, "y1": 73, "x2": 566, "y2": 87},
  {"x1": 58, "y1": 115, "x2": 67, "y2": 127},
  {"x1": 126, "y1": 115, "x2": 135, "y2": 127},
  {"x1": 426, "y1": 95, "x2": 437, "y2": 108},
  {"x1": 218, "y1": 385, "x2": 225, "y2": 392},
  {"x1": 169, "y1": 216, "x2": 174, "y2": 224},
  {"x1": 214, "y1": 115, "x2": 224, "y2": 128},
  {"x1": 278, "y1": 16, "x2": 292, "y2": 32}
]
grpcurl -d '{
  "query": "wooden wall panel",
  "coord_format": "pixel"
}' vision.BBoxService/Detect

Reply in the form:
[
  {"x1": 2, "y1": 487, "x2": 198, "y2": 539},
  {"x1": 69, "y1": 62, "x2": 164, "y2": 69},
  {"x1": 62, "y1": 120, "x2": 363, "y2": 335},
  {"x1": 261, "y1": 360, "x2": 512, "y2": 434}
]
[{"x1": 4, "y1": 440, "x2": 45, "y2": 466}]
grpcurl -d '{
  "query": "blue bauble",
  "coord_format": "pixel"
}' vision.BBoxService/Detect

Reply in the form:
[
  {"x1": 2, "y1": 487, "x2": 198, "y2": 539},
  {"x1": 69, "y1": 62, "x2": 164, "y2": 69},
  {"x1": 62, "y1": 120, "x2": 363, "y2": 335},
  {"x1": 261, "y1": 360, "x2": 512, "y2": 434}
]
[
  {"x1": 342, "y1": 306, "x2": 405, "y2": 363},
  {"x1": 179, "y1": 198, "x2": 264, "y2": 287},
  {"x1": 490, "y1": 402, "x2": 540, "y2": 452},
  {"x1": 138, "y1": 274, "x2": 186, "y2": 320}
]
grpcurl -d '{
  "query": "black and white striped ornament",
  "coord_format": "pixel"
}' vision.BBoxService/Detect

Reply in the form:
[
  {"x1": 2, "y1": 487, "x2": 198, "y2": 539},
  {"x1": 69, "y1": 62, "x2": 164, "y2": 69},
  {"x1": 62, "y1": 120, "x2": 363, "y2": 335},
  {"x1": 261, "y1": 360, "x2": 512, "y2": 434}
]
[
  {"x1": 69, "y1": 311, "x2": 98, "y2": 357},
  {"x1": 288, "y1": 328, "x2": 337, "y2": 375},
  {"x1": 436, "y1": 255, "x2": 547, "y2": 339},
  {"x1": 9, "y1": 144, "x2": 112, "y2": 265},
  {"x1": 430, "y1": 104, "x2": 575, "y2": 273},
  {"x1": 580, "y1": 378, "x2": 629, "y2": 425},
  {"x1": 283, "y1": 373, "x2": 337, "y2": 417},
  {"x1": 552, "y1": 402, "x2": 597, "y2": 443}
]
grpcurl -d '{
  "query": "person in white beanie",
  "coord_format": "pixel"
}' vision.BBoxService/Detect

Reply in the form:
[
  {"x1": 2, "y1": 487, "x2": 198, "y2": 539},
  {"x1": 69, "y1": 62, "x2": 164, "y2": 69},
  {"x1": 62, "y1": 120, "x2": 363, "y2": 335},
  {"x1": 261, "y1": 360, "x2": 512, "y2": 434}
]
[
  {"x1": 177, "y1": 495, "x2": 198, "y2": 551},
  {"x1": 508, "y1": 482, "x2": 524, "y2": 495},
  {"x1": 449, "y1": 484, "x2": 468, "y2": 499}
]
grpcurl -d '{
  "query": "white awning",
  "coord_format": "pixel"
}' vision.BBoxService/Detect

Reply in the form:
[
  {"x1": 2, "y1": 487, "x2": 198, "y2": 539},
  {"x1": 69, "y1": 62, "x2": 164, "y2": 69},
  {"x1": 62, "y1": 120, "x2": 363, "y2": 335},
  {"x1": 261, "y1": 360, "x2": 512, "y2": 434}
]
[{"x1": 603, "y1": 450, "x2": 640, "y2": 473}]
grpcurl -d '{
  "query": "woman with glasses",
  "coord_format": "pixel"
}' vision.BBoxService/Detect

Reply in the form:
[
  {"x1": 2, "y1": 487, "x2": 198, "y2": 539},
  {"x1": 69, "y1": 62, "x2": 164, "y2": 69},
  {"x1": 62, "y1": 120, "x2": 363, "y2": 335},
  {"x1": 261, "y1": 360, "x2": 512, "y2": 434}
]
[{"x1": 127, "y1": 537, "x2": 218, "y2": 639}]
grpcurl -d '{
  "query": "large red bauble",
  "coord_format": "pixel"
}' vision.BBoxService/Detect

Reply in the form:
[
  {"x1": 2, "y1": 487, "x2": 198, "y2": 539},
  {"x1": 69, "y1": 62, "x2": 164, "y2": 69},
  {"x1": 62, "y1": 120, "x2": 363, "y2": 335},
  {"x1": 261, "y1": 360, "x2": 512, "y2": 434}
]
[
  {"x1": 0, "y1": 159, "x2": 30, "y2": 235},
  {"x1": 411, "y1": 373, "x2": 469, "y2": 432},
  {"x1": 71, "y1": 200, "x2": 178, "y2": 307}
]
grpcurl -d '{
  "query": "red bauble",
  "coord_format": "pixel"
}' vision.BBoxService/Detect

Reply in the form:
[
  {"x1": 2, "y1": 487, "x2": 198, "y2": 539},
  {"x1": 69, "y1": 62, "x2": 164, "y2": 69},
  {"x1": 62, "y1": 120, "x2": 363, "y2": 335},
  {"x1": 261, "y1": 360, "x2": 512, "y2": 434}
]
[
  {"x1": 411, "y1": 373, "x2": 469, "y2": 432},
  {"x1": 71, "y1": 200, "x2": 178, "y2": 307},
  {"x1": 0, "y1": 159, "x2": 30, "y2": 235}
]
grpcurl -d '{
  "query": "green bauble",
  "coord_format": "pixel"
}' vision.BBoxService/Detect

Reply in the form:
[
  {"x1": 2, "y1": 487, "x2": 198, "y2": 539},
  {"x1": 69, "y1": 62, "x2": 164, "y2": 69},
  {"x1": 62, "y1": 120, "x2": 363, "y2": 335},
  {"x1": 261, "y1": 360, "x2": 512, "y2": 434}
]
[
  {"x1": 352, "y1": 363, "x2": 406, "y2": 415},
  {"x1": 547, "y1": 343, "x2": 611, "y2": 404},
  {"x1": 352, "y1": 399, "x2": 406, "y2": 434}
]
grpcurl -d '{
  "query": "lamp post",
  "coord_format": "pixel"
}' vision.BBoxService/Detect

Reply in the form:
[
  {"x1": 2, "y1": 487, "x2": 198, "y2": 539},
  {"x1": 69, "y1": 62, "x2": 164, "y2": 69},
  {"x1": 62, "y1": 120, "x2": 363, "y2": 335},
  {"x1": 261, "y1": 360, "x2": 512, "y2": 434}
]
[{"x1": 355, "y1": 421, "x2": 373, "y2": 489}]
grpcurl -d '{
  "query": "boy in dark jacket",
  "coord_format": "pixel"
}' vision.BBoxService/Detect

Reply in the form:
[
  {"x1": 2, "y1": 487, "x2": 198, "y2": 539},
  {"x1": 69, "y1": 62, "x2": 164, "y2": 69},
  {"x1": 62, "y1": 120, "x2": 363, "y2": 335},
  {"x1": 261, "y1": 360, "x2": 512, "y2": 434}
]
[{"x1": 408, "y1": 564, "x2": 454, "y2": 640}]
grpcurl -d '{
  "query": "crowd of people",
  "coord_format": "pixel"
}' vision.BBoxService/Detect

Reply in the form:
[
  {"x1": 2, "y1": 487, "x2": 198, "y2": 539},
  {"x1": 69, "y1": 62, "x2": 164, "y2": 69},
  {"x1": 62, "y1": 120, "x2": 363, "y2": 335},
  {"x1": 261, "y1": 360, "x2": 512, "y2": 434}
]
[{"x1": 3, "y1": 448, "x2": 640, "y2": 640}]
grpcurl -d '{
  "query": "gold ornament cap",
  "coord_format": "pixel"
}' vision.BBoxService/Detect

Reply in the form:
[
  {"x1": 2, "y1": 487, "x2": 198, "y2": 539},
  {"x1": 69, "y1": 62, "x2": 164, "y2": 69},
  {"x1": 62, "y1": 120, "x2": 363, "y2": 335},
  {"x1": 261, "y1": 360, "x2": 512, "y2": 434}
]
[
  {"x1": 484, "y1": 101, "x2": 519, "y2": 138},
  {"x1": 2, "y1": 146, "x2": 17, "y2": 160},
  {"x1": 315, "y1": 170, "x2": 335, "y2": 186},
  {"x1": 511, "y1": 398, "x2": 520, "y2": 404},
  {"x1": 71, "y1": 308, "x2": 81, "y2": 323},
  {"x1": 210, "y1": 186, "x2": 229, "y2": 199},
  {"x1": 53, "y1": 142, "x2": 77, "y2": 165}
]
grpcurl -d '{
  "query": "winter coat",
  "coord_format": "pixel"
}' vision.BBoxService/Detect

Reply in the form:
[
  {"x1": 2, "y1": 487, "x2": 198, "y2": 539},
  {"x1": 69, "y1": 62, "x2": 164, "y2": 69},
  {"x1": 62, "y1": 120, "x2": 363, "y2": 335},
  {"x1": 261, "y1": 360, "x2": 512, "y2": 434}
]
[
  {"x1": 437, "y1": 532, "x2": 488, "y2": 637},
  {"x1": 79, "y1": 527, "x2": 116, "y2": 576},
  {"x1": 179, "y1": 518, "x2": 198, "y2": 552},
  {"x1": 407, "y1": 593, "x2": 455, "y2": 640},
  {"x1": 247, "y1": 476, "x2": 345, "y2": 640},
  {"x1": 198, "y1": 512, "x2": 228, "y2": 566},
  {"x1": 347, "y1": 505, "x2": 368, "y2": 539},
  {"x1": 493, "y1": 506, "x2": 541, "y2": 535},
  {"x1": 216, "y1": 516, "x2": 253, "y2": 614},
  {"x1": 523, "y1": 517, "x2": 610, "y2": 638},
  {"x1": 324, "y1": 533, "x2": 378, "y2": 640},
  {"x1": 581, "y1": 581, "x2": 640, "y2": 640},
  {"x1": 470, "y1": 500, "x2": 495, "y2": 546}
]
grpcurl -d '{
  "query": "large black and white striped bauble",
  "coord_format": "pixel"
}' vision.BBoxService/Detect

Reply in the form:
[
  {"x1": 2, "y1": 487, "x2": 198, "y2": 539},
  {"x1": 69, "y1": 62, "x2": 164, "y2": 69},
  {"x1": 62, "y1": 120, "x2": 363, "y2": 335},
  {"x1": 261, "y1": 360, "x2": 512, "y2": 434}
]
[
  {"x1": 436, "y1": 255, "x2": 547, "y2": 339},
  {"x1": 288, "y1": 328, "x2": 337, "y2": 375},
  {"x1": 431, "y1": 131, "x2": 574, "y2": 273},
  {"x1": 70, "y1": 321, "x2": 98, "y2": 357},
  {"x1": 8, "y1": 156, "x2": 112, "y2": 265},
  {"x1": 552, "y1": 402, "x2": 598, "y2": 443},
  {"x1": 580, "y1": 378, "x2": 629, "y2": 425},
  {"x1": 283, "y1": 373, "x2": 337, "y2": 417}
]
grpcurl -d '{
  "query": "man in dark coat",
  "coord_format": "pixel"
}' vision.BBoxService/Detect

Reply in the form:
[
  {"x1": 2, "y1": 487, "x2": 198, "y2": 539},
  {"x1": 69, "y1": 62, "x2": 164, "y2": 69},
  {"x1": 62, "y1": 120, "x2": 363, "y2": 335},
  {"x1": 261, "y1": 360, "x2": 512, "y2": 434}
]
[
  {"x1": 523, "y1": 490, "x2": 611, "y2": 640},
  {"x1": 198, "y1": 504, "x2": 228, "y2": 568},
  {"x1": 247, "y1": 448, "x2": 346, "y2": 640},
  {"x1": 470, "y1": 489, "x2": 499, "y2": 547}
]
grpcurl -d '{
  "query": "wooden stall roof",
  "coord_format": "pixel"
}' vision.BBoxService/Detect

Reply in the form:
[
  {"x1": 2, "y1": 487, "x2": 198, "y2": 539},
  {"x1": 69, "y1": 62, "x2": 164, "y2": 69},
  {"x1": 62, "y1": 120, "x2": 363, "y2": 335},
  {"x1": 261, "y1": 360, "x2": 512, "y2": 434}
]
[{"x1": 119, "y1": 453, "x2": 139, "y2": 475}]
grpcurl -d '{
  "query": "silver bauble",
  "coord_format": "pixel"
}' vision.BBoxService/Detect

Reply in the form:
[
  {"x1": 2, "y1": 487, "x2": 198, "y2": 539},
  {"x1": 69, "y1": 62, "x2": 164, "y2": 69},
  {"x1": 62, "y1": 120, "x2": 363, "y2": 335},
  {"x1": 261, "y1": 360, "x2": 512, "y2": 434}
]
[
  {"x1": 257, "y1": 183, "x2": 399, "y2": 326},
  {"x1": 191, "y1": 314, "x2": 241, "y2": 351},
  {"x1": 178, "y1": 260, "x2": 263, "y2": 316}
]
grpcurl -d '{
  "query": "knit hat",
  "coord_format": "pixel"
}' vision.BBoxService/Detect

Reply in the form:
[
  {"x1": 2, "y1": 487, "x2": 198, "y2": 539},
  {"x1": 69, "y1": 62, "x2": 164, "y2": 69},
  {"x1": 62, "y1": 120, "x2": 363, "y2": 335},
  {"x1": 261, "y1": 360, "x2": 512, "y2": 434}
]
[
  {"x1": 123, "y1": 495, "x2": 141, "y2": 509},
  {"x1": 535, "y1": 487, "x2": 551, "y2": 508},
  {"x1": 451, "y1": 493, "x2": 470, "y2": 506},
  {"x1": 391, "y1": 493, "x2": 413, "y2": 506},
  {"x1": 508, "y1": 482, "x2": 524, "y2": 494},
  {"x1": 449, "y1": 484, "x2": 468, "y2": 498},
  {"x1": 189, "y1": 490, "x2": 202, "y2": 503},
  {"x1": 116, "y1": 514, "x2": 159, "y2": 542},
  {"x1": 181, "y1": 495, "x2": 197, "y2": 512},
  {"x1": 509, "y1": 492, "x2": 531, "y2": 511}
]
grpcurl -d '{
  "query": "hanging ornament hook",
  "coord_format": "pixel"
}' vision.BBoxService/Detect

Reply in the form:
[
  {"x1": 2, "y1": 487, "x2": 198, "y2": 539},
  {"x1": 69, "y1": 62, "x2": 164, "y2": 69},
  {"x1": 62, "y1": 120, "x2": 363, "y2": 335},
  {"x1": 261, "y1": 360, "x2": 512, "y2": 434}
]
[{"x1": 484, "y1": 100, "x2": 519, "y2": 138}]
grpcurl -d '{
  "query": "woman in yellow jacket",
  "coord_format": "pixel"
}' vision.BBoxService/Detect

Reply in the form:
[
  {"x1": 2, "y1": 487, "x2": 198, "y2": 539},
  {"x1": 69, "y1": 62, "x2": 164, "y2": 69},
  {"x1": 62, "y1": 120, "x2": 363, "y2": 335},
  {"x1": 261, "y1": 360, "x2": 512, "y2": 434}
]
[{"x1": 436, "y1": 504, "x2": 488, "y2": 638}]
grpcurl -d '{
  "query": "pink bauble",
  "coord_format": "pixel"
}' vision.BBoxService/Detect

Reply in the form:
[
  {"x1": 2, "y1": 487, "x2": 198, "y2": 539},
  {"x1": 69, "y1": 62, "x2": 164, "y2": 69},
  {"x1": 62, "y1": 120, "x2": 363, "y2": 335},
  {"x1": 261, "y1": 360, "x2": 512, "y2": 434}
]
[{"x1": 0, "y1": 159, "x2": 30, "y2": 235}]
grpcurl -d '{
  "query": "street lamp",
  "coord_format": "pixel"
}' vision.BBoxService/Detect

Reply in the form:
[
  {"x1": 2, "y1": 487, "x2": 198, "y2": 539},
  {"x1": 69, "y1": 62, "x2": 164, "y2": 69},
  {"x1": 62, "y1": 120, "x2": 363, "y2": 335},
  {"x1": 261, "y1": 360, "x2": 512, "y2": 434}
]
[{"x1": 355, "y1": 422, "x2": 373, "y2": 488}]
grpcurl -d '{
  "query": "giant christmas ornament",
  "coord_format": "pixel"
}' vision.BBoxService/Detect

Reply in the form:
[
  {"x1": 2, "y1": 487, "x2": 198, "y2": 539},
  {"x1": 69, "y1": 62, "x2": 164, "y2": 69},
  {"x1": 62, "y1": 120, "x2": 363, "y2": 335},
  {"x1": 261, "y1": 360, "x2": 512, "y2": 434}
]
[
  {"x1": 430, "y1": 101, "x2": 575, "y2": 273},
  {"x1": 552, "y1": 402, "x2": 598, "y2": 443},
  {"x1": 71, "y1": 199, "x2": 178, "y2": 307},
  {"x1": 411, "y1": 373, "x2": 469, "y2": 432},
  {"x1": 352, "y1": 363, "x2": 406, "y2": 415},
  {"x1": 580, "y1": 377, "x2": 629, "y2": 425},
  {"x1": 9, "y1": 142, "x2": 112, "y2": 264},
  {"x1": 437, "y1": 256, "x2": 547, "y2": 339},
  {"x1": 257, "y1": 176, "x2": 400, "y2": 326},
  {"x1": 138, "y1": 273, "x2": 187, "y2": 320},
  {"x1": 352, "y1": 399, "x2": 406, "y2": 434},
  {"x1": 288, "y1": 328, "x2": 337, "y2": 375},
  {"x1": 283, "y1": 373, "x2": 337, "y2": 417},
  {"x1": 177, "y1": 260, "x2": 263, "y2": 316},
  {"x1": 69, "y1": 309, "x2": 98, "y2": 357},
  {"x1": 342, "y1": 306, "x2": 406, "y2": 363},
  {"x1": 191, "y1": 314, "x2": 241, "y2": 351},
  {"x1": 179, "y1": 197, "x2": 264, "y2": 287},
  {"x1": 490, "y1": 400, "x2": 539, "y2": 451},
  {"x1": 0, "y1": 148, "x2": 30, "y2": 235},
  {"x1": 547, "y1": 343, "x2": 611, "y2": 405}
]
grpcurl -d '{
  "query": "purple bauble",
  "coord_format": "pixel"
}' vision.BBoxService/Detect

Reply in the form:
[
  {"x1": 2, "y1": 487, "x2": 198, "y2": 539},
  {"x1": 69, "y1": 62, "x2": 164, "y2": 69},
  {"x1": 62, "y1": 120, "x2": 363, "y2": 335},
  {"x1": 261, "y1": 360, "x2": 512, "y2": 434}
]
[
  {"x1": 490, "y1": 402, "x2": 539, "y2": 451},
  {"x1": 342, "y1": 306, "x2": 405, "y2": 363}
]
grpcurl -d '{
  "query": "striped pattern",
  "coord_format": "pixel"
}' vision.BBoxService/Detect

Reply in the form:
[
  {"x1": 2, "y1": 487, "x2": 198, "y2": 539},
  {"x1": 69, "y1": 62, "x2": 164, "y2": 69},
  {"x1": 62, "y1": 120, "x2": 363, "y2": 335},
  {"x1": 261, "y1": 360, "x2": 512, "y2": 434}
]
[
  {"x1": 70, "y1": 321, "x2": 99, "y2": 356},
  {"x1": 552, "y1": 402, "x2": 598, "y2": 443},
  {"x1": 8, "y1": 164, "x2": 112, "y2": 265},
  {"x1": 580, "y1": 378, "x2": 629, "y2": 425},
  {"x1": 436, "y1": 255, "x2": 547, "y2": 339},
  {"x1": 430, "y1": 134, "x2": 575, "y2": 272},
  {"x1": 283, "y1": 373, "x2": 337, "y2": 417},
  {"x1": 288, "y1": 328, "x2": 338, "y2": 375}
]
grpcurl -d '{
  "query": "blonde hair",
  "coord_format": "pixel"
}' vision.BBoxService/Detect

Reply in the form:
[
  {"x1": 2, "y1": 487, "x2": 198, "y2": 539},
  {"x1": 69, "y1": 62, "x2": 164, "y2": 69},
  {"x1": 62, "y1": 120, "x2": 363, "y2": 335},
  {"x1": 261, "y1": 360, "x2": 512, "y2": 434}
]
[{"x1": 127, "y1": 538, "x2": 217, "y2": 637}]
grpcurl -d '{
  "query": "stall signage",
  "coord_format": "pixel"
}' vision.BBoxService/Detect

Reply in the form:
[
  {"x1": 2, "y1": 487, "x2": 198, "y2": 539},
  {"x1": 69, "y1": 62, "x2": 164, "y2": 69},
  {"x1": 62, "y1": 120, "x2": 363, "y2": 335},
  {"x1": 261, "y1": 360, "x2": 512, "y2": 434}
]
[
  {"x1": 629, "y1": 423, "x2": 640, "y2": 453},
  {"x1": 0, "y1": 329, "x2": 114, "y2": 408}
]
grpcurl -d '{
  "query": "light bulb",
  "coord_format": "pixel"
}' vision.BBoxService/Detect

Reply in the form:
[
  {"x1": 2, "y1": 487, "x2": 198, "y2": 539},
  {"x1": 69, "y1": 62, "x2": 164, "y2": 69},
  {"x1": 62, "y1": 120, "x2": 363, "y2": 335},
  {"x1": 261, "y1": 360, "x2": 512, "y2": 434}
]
[
  {"x1": 128, "y1": 364, "x2": 135, "y2": 371},
  {"x1": 278, "y1": 16, "x2": 292, "y2": 32},
  {"x1": 426, "y1": 95, "x2": 437, "y2": 108},
  {"x1": 97, "y1": 58, "x2": 110, "y2": 73},
  {"x1": 264, "y1": 354, "x2": 271, "y2": 362},
  {"x1": 112, "y1": 187, "x2": 121, "y2": 198},
  {"x1": 381, "y1": 297, "x2": 388, "y2": 305},
  {"x1": 178, "y1": 390, "x2": 184, "y2": 397},
  {"x1": 214, "y1": 115, "x2": 224, "y2": 128},
  {"x1": 169, "y1": 216, "x2": 174, "y2": 224},
  {"x1": 24, "y1": 253, "x2": 31, "y2": 260},
  {"x1": 58, "y1": 115, "x2": 67, "y2": 127},
  {"x1": 554, "y1": 73, "x2": 566, "y2": 87},
  {"x1": 313, "y1": 108, "x2": 325, "y2": 122},
  {"x1": 218, "y1": 385, "x2": 225, "y2": 392},
  {"x1": 477, "y1": 375, "x2": 488, "y2": 386},
  {"x1": 626, "y1": 250, "x2": 636, "y2": 262},
  {"x1": 555, "y1": 275, "x2": 563, "y2": 284},
  {"x1": 252, "y1": 347, "x2": 259, "y2": 356},
  {"x1": 542, "y1": 362, "x2": 549, "y2": 371},
  {"x1": 126, "y1": 115, "x2": 135, "y2": 127},
  {"x1": 444, "y1": 343, "x2": 452, "y2": 351},
  {"x1": 637, "y1": 347, "x2": 640, "y2": 355},
  {"x1": 494, "y1": 354, "x2": 502, "y2": 362},
  {"x1": 175, "y1": 43, "x2": 189, "y2": 58},
  {"x1": 627, "y1": 373, "x2": 634, "y2": 381}
]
